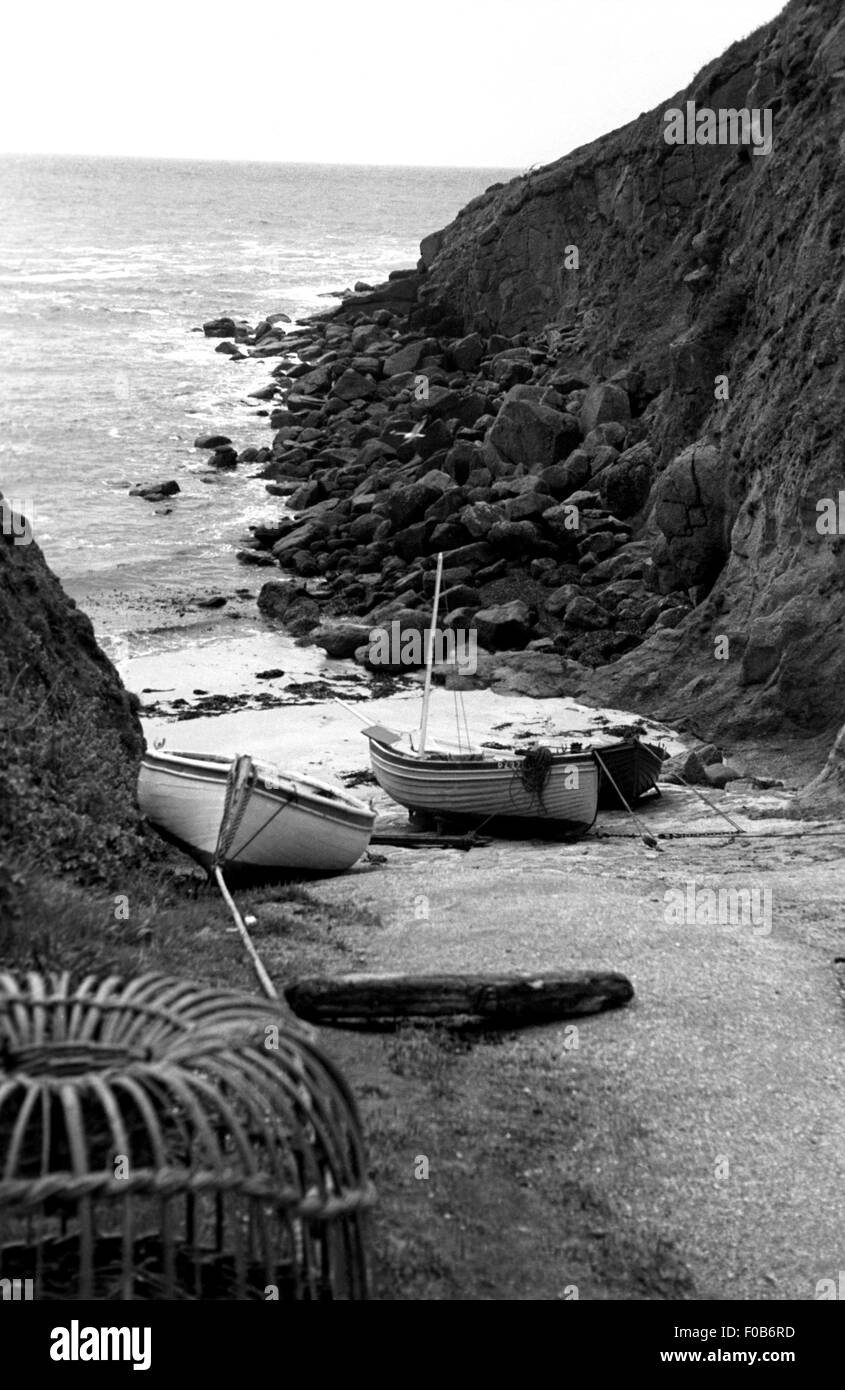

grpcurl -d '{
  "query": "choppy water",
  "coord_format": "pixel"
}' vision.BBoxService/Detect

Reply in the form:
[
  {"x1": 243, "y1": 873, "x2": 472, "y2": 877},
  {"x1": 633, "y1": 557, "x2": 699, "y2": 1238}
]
[{"x1": 0, "y1": 155, "x2": 515, "y2": 650}]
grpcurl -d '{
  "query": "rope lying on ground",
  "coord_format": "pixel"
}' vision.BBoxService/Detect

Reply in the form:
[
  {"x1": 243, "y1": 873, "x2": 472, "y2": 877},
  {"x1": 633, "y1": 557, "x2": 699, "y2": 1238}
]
[{"x1": 594, "y1": 825, "x2": 845, "y2": 841}]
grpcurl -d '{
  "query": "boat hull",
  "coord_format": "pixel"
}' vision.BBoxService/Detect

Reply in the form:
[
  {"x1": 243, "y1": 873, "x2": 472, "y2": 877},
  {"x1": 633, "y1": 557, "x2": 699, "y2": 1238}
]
[
  {"x1": 592, "y1": 738, "x2": 666, "y2": 808},
  {"x1": 138, "y1": 750, "x2": 376, "y2": 874},
  {"x1": 368, "y1": 738, "x2": 598, "y2": 831}
]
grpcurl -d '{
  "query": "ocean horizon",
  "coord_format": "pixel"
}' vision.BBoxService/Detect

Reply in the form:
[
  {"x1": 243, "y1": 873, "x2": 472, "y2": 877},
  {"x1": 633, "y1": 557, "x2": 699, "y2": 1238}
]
[{"x1": 0, "y1": 153, "x2": 517, "y2": 651}]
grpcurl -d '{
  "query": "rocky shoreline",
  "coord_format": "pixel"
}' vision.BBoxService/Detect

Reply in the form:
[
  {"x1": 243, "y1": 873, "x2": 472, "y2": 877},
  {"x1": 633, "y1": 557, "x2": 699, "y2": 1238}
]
[{"x1": 196, "y1": 276, "x2": 690, "y2": 702}]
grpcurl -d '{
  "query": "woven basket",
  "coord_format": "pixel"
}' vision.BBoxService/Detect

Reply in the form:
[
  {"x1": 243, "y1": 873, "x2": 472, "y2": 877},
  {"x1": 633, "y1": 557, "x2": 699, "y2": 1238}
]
[{"x1": 0, "y1": 971, "x2": 374, "y2": 1300}]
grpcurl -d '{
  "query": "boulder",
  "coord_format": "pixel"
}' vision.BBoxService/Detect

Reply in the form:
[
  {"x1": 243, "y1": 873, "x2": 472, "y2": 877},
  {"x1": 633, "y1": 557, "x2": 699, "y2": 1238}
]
[
  {"x1": 450, "y1": 333, "x2": 485, "y2": 372},
  {"x1": 660, "y1": 749, "x2": 709, "y2": 785},
  {"x1": 578, "y1": 383, "x2": 631, "y2": 434},
  {"x1": 473, "y1": 600, "x2": 534, "y2": 650},
  {"x1": 563, "y1": 596, "x2": 611, "y2": 629},
  {"x1": 488, "y1": 519, "x2": 543, "y2": 551},
  {"x1": 194, "y1": 433, "x2": 232, "y2": 450},
  {"x1": 487, "y1": 398, "x2": 580, "y2": 471},
  {"x1": 599, "y1": 441, "x2": 654, "y2": 517},
  {"x1": 703, "y1": 762, "x2": 743, "y2": 789},
  {"x1": 284, "y1": 594, "x2": 322, "y2": 634},
  {"x1": 257, "y1": 581, "x2": 305, "y2": 620},
  {"x1": 441, "y1": 541, "x2": 495, "y2": 570},
  {"x1": 384, "y1": 471, "x2": 450, "y2": 529},
  {"x1": 545, "y1": 583, "x2": 580, "y2": 617},
  {"x1": 295, "y1": 364, "x2": 334, "y2": 395},
  {"x1": 312, "y1": 621, "x2": 373, "y2": 659},
  {"x1": 489, "y1": 350, "x2": 533, "y2": 389},
  {"x1": 210, "y1": 446, "x2": 239, "y2": 469},
  {"x1": 383, "y1": 338, "x2": 438, "y2": 377},
  {"x1": 540, "y1": 451, "x2": 591, "y2": 498},
  {"x1": 203, "y1": 316, "x2": 241, "y2": 338},
  {"x1": 411, "y1": 385, "x2": 461, "y2": 419},
  {"x1": 653, "y1": 440, "x2": 731, "y2": 591},
  {"x1": 129, "y1": 480, "x2": 180, "y2": 500},
  {"x1": 543, "y1": 500, "x2": 583, "y2": 541},
  {"x1": 429, "y1": 520, "x2": 470, "y2": 551},
  {"x1": 461, "y1": 500, "x2": 501, "y2": 537},
  {"x1": 502, "y1": 489, "x2": 554, "y2": 522},
  {"x1": 332, "y1": 368, "x2": 377, "y2": 401}
]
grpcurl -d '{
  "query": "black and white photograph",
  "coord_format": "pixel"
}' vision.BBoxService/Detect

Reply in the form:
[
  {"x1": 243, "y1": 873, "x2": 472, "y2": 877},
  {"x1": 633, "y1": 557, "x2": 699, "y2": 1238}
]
[{"x1": 0, "y1": 0, "x2": 842, "y2": 1355}]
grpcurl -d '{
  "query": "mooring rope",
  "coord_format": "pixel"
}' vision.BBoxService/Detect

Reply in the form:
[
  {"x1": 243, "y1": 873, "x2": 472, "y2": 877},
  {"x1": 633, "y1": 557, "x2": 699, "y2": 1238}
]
[
  {"x1": 517, "y1": 746, "x2": 554, "y2": 802},
  {"x1": 593, "y1": 750, "x2": 660, "y2": 851},
  {"x1": 211, "y1": 754, "x2": 280, "y2": 1003}
]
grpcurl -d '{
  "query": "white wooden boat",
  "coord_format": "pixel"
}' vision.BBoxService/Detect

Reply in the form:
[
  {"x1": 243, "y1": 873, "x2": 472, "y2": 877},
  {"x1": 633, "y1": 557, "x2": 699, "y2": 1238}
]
[
  {"x1": 138, "y1": 748, "x2": 376, "y2": 874},
  {"x1": 365, "y1": 730, "x2": 598, "y2": 830},
  {"x1": 349, "y1": 552, "x2": 598, "y2": 832}
]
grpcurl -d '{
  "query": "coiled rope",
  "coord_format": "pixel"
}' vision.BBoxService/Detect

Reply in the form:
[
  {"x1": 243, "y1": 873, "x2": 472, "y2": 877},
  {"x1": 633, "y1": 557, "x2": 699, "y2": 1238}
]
[{"x1": 517, "y1": 746, "x2": 554, "y2": 802}]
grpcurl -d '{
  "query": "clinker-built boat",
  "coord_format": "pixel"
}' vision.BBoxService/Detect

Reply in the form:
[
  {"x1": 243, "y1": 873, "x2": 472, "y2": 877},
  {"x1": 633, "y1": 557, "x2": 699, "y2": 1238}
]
[
  {"x1": 138, "y1": 748, "x2": 376, "y2": 875},
  {"x1": 356, "y1": 553, "x2": 599, "y2": 833},
  {"x1": 365, "y1": 730, "x2": 599, "y2": 832},
  {"x1": 588, "y1": 736, "x2": 667, "y2": 808}
]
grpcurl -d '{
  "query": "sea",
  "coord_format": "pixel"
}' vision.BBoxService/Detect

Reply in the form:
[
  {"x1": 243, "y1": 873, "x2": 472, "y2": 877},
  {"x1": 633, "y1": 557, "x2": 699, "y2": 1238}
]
[{"x1": 0, "y1": 155, "x2": 516, "y2": 675}]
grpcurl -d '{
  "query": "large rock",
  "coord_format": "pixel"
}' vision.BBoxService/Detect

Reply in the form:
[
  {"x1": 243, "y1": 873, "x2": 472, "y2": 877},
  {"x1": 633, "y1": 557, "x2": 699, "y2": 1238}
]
[
  {"x1": 332, "y1": 368, "x2": 377, "y2": 401},
  {"x1": 599, "y1": 441, "x2": 654, "y2": 517},
  {"x1": 382, "y1": 338, "x2": 438, "y2": 376},
  {"x1": 203, "y1": 316, "x2": 250, "y2": 339},
  {"x1": 450, "y1": 333, "x2": 485, "y2": 372},
  {"x1": 194, "y1": 433, "x2": 232, "y2": 449},
  {"x1": 653, "y1": 440, "x2": 731, "y2": 592},
  {"x1": 578, "y1": 384, "x2": 631, "y2": 435},
  {"x1": 540, "y1": 451, "x2": 590, "y2": 498},
  {"x1": 460, "y1": 501, "x2": 501, "y2": 538},
  {"x1": 384, "y1": 470, "x2": 450, "y2": 529},
  {"x1": 473, "y1": 600, "x2": 535, "y2": 650},
  {"x1": 489, "y1": 350, "x2": 533, "y2": 389},
  {"x1": 129, "y1": 480, "x2": 180, "y2": 500},
  {"x1": 563, "y1": 596, "x2": 611, "y2": 629},
  {"x1": 312, "y1": 621, "x2": 374, "y2": 659},
  {"x1": 257, "y1": 581, "x2": 320, "y2": 633},
  {"x1": 487, "y1": 397, "x2": 580, "y2": 471}
]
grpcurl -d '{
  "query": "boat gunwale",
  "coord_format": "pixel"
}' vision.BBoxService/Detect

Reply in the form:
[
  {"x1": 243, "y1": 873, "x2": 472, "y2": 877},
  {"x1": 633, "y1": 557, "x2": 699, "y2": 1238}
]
[{"x1": 140, "y1": 749, "x2": 375, "y2": 821}]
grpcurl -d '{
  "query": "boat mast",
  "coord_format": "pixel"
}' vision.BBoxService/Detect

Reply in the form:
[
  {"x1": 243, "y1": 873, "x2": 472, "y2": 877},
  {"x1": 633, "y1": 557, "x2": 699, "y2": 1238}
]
[{"x1": 418, "y1": 552, "x2": 443, "y2": 756}]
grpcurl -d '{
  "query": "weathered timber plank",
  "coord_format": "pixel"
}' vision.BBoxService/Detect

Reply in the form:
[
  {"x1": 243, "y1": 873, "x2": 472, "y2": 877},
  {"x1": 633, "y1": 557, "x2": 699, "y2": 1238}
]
[
  {"x1": 285, "y1": 970, "x2": 634, "y2": 1026},
  {"x1": 370, "y1": 832, "x2": 491, "y2": 850}
]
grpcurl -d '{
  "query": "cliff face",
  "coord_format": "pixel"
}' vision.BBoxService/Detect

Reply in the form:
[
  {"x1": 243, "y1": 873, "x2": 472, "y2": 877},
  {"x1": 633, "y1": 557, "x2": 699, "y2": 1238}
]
[
  {"x1": 416, "y1": 0, "x2": 845, "y2": 736},
  {"x1": 0, "y1": 500, "x2": 145, "y2": 889}
]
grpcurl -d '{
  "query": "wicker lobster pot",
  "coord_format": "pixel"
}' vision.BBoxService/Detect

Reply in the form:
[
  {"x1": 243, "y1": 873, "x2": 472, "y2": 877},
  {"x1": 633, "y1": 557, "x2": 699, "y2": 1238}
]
[{"x1": 0, "y1": 971, "x2": 374, "y2": 1300}]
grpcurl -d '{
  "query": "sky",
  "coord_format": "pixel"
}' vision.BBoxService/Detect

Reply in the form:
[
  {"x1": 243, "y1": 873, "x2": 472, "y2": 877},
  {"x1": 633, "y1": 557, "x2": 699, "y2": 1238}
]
[{"x1": 2, "y1": 0, "x2": 787, "y2": 168}]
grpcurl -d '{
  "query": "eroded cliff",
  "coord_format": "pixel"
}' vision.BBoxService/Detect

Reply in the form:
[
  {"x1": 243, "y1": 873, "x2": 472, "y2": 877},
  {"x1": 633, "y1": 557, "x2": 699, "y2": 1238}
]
[
  {"x1": 415, "y1": 0, "x2": 845, "y2": 737},
  {"x1": 0, "y1": 499, "x2": 145, "y2": 895}
]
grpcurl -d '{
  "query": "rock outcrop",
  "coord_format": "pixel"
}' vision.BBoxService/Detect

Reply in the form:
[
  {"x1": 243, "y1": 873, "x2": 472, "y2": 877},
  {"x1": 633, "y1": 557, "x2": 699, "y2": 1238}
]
[
  {"x1": 0, "y1": 499, "x2": 145, "y2": 886},
  {"x1": 413, "y1": 0, "x2": 845, "y2": 738}
]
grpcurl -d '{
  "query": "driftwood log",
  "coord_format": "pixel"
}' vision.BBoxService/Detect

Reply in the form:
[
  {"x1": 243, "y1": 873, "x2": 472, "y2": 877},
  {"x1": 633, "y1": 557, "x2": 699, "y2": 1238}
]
[
  {"x1": 370, "y1": 831, "x2": 491, "y2": 851},
  {"x1": 285, "y1": 970, "x2": 634, "y2": 1028}
]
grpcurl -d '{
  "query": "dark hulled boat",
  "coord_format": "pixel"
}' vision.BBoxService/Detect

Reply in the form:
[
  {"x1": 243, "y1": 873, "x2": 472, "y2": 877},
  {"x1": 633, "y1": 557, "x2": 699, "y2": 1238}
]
[{"x1": 590, "y1": 737, "x2": 667, "y2": 808}]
